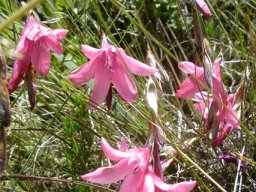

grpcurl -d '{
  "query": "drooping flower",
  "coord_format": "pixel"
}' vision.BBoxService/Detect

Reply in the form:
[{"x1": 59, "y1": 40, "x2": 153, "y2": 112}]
[
  {"x1": 176, "y1": 58, "x2": 240, "y2": 145},
  {"x1": 193, "y1": 91, "x2": 240, "y2": 145},
  {"x1": 68, "y1": 32, "x2": 157, "y2": 109},
  {"x1": 8, "y1": 17, "x2": 68, "y2": 108},
  {"x1": 82, "y1": 137, "x2": 150, "y2": 186},
  {"x1": 175, "y1": 60, "x2": 210, "y2": 98},
  {"x1": 195, "y1": 0, "x2": 212, "y2": 17},
  {"x1": 81, "y1": 138, "x2": 196, "y2": 192}
]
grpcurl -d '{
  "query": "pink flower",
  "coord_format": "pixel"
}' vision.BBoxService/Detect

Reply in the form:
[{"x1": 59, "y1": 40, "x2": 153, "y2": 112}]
[
  {"x1": 175, "y1": 58, "x2": 221, "y2": 99},
  {"x1": 68, "y1": 33, "x2": 157, "y2": 109},
  {"x1": 193, "y1": 91, "x2": 240, "y2": 145},
  {"x1": 175, "y1": 61, "x2": 208, "y2": 98},
  {"x1": 195, "y1": 0, "x2": 212, "y2": 17},
  {"x1": 81, "y1": 138, "x2": 196, "y2": 192},
  {"x1": 8, "y1": 17, "x2": 68, "y2": 108},
  {"x1": 210, "y1": 61, "x2": 240, "y2": 145},
  {"x1": 176, "y1": 58, "x2": 240, "y2": 145}
]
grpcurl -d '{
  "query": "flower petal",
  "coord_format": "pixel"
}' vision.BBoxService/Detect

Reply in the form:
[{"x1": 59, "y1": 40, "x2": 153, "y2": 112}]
[
  {"x1": 120, "y1": 137, "x2": 129, "y2": 151},
  {"x1": 212, "y1": 58, "x2": 222, "y2": 82},
  {"x1": 14, "y1": 37, "x2": 29, "y2": 59},
  {"x1": 43, "y1": 36, "x2": 64, "y2": 54},
  {"x1": 120, "y1": 168, "x2": 145, "y2": 192},
  {"x1": 31, "y1": 43, "x2": 51, "y2": 78},
  {"x1": 8, "y1": 58, "x2": 30, "y2": 93},
  {"x1": 213, "y1": 125, "x2": 233, "y2": 146},
  {"x1": 25, "y1": 20, "x2": 49, "y2": 41},
  {"x1": 118, "y1": 48, "x2": 157, "y2": 76},
  {"x1": 87, "y1": 55, "x2": 111, "y2": 109},
  {"x1": 178, "y1": 61, "x2": 203, "y2": 74},
  {"x1": 176, "y1": 73, "x2": 206, "y2": 98},
  {"x1": 141, "y1": 173, "x2": 154, "y2": 192},
  {"x1": 112, "y1": 59, "x2": 137, "y2": 102},
  {"x1": 68, "y1": 52, "x2": 104, "y2": 86},
  {"x1": 81, "y1": 158, "x2": 136, "y2": 184},
  {"x1": 151, "y1": 169, "x2": 197, "y2": 192},
  {"x1": 195, "y1": 0, "x2": 212, "y2": 17},
  {"x1": 81, "y1": 44, "x2": 101, "y2": 59},
  {"x1": 49, "y1": 29, "x2": 69, "y2": 39},
  {"x1": 101, "y1": 138, "x2": 131, "y2": 161},
  {"x1": 168, "y1": 181, "x2": 197, "y2": 192}
]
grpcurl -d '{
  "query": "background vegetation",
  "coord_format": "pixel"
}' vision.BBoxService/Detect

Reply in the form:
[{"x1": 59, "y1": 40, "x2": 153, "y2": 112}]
[{"x1": 0, "y1": 0, "x2": 255, "y2": 191}]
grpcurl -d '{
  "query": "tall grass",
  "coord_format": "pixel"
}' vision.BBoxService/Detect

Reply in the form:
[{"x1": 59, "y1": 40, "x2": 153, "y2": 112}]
[{"x1": 0, "y1": 0, "x2": 255, "y2": 191}]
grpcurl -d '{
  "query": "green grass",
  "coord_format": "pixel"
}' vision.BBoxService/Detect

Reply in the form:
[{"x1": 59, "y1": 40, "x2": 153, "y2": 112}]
[{"x1": 0, "y1": 0, "x2": 255, "y2": 191}]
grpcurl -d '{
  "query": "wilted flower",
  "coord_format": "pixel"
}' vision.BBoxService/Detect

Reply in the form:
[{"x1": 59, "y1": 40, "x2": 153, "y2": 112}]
[
  {"x1": 82, "y1": 137, "x2": 196, "y2": 192},
  {"x1": 218, "y1": 154, "x2": 248, "y2": 168},
  {"x1": 8, "y1": 17, "x2": 68, "y2": 109},
  {"x1": 69, "y1": 32, "x2": 157, "y2": 109}
]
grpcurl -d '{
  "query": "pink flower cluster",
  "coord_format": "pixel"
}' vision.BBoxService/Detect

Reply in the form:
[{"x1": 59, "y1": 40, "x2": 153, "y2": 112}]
[
  {"x1": 175, "y1": 58, "x2": 240, "y2": 146},
  {"x1": 82, "y1": 138, "x2": 196, "y2": 192},
  {"x1": 9, "y1": 17, "x2": 156, "y2": 110}
]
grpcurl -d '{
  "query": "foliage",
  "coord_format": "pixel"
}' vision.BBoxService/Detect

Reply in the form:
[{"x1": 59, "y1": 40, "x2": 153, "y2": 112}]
[{"x1": 0, "y1": 0, "x2": 255, "y2": 191}]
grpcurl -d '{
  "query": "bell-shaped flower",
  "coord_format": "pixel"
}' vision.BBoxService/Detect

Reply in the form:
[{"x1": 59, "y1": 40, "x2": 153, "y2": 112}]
[
  {"x1": 176, "y1": 58, "x2": 224, "y2": 99},
  {"x1": 81, "y1": 137, "x2": 151, "y2": 188},
  {"x1": 177, "y1": 58, "x2": 240, "y2": 145},
  {"x1": 81, "y1": 138, "x2": 196, "y2": 192},
  {"x1": 195, "y1": 0, "x2": 212, "y2": 17},
  {"x1": 68, "y1": 32, "x2": 157, "y2": 109},
  {"x1": 192, "y1": 64, "x2": 240, "y2": 146},
  {"x1": 8, "y1": 17, "x2": 68, "y2": 108}
]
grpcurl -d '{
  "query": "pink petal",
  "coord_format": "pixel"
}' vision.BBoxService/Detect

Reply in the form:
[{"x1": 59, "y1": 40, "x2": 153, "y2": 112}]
[
  {"x1": 31, "y1": 43, "x2": 51, "y2": 78},
  {"x1": 151, "y1": 169, "x2": 197, "y2": 192},
  {"x1": 49, "y1": 29, "x2": 69, "y2": 39},
  {"x1": 25, "y1": 21, "x2": 48, "y2": 41},
  {"x1": 8, "y1": 58, "x2": 30, "y2": 93},
  {"x1": 101, "y1": 138, "x2": 131, "y2": 161},
  {"x1": 87, "y1": 57, "x2": 111, "y2": 109},
  {"x1": 43, "y1": 36, "x2": 63, "y2": 54},
  {"x1": 176, "y1": 73, "x2": 206, "y2": 98},
  {"x1": 101, "y1": 31, "x2": 109, "y2": 48},
  {"x1": 81, "y1": 158, "x2": 136, "y2": 184},
  {"x1": 68, "y1": 52, "x2": 103, "y2": 86},
  {"x1": 213, "y1": 125, "x2": 233, "y2": 146},
  {"x1": 118, "y1": 48, "x2": 157, "y2": 76},
  {"x1": 112, "y1": 59, "x2": 138, "y2": 102},
  {"x1": 120, "y1": 137, "x2": 129, "y2": 151},
  {"x1": 194, "y1": 101, "x2": 207, "y2": 117},
  {"x1": 120, "y1": 168, "x2": 146, "y2": 192},
  {"x1": 225, "y1": 102, "x2": 240, "y2": 129},
  {"x1": 212, "y1": 58, "x2": 222, "y2": 82},
  {"x1": 25, "y1": 18, "x2": 68, "y2": 41},
  {"x1": 14, "y1": 37, "x2": 29, "y2": 59},
  {"x1": 168, "y1": 181, "x2": 197, "y2": 192},
  {"x1": 178, "y1": 61, "x2": 203, "y2": 74},
  {"x1": 195, "y1": 0, "x2": 212, "y2": 17},
  {"x1": 81, "y1": 44, "x2": 101, "y2": 59},
  {"x1": 141, "y1": 173, "x2": 155, "y2": 192}
]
